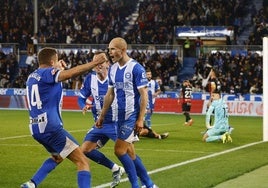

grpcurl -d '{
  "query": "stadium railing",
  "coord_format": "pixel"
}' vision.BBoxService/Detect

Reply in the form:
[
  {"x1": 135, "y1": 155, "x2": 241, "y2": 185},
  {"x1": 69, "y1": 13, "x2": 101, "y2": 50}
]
[{"x1": 0, "y1": 43, "x2": 263, "y2": 61}]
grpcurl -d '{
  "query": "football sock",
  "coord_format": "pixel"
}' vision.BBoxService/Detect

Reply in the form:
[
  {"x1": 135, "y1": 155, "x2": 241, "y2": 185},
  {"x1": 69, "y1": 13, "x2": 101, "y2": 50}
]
[
  {"x1": 85, "y1": 149, "x2": 114, "y2": 169},
  {"x1": 184, "y1": 112, "x2": 190, "y2": 122},
  {"x1": 133, "y1": 155, "x2": 154, "y2": 187},
  {"x1": 146, "y1": 119, "x2": 151, "y2": 127},
  {"x1": 118, "y1": 154, "x2": 139, "y2": 188},
  {"x1": 111, "y1": 164, "x2": 120, "y2": 172},
  {"x1": 77, "y1": 170, "x2": 91, "y2": 188},
  {"x1": 145, "y1": 113, "x2": 152, "y2": 127},
  {"x1": 31, "y1": 158, "x2": 58, "y2": 186},
  {"x1": 147, "y1": 129, "x2": 155, "y2": 138}
]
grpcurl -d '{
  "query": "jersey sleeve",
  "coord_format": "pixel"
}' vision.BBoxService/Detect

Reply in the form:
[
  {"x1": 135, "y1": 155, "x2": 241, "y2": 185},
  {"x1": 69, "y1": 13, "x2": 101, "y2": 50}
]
[
  {"x1": 155, "y1": 80, "x2": 160, "y2": 91},
  {"x1": 108, "y1": 67, "x2": 114, "y2": 88},
  {"x1": 77, "y1": 74, "x2": 92, "y2": 109},
  {"x1": 206, "y1": 103, "x2": 215, "y2": 125},
  {"x1": 42, "y1": 68, "x2": 61, "y2": 83},
  {"x1": 133, "y1": 64, "x2": 148, "y2": 89}
]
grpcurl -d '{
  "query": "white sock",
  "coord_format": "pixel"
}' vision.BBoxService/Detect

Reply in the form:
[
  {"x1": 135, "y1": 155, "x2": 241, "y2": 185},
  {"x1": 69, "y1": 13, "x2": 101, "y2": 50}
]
[{"x1": 111, "y1": 164, "x2": 119, "y2": 172}]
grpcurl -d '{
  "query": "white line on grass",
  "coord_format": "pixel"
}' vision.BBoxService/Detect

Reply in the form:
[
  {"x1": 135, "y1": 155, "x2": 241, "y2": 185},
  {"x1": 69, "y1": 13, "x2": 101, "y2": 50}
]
[
  {"x1": 0, "y1": 135, "x2": 30, "y2": 140},
  {"x1": 135, "y1": 148, "x2": 211, "y2": 154},
  {"x1": 0, "y1": 143, "x2": 210, "y2": 154},
  {"x1": 0, "y1": 129, "x2": 88, "y2": 140},
  {"x1": 0, "y1": 124, "x2": 171, "y2": 140},
  {"x1": 1, "y1": 132, "x2": 265, "y2": 188},
  {"x1": 0, "y1": 143, "x2": 40, "y2": 146},
  {"x1": 93, "y1": 141, "x2": 265, "y2": 188}
]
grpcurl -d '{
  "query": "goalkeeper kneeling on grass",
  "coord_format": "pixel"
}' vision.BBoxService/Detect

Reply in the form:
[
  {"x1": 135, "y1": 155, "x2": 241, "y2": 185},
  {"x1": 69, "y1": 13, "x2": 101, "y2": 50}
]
[{"x1": 202, "y1": 90, "x2": 232, "y2": 143}]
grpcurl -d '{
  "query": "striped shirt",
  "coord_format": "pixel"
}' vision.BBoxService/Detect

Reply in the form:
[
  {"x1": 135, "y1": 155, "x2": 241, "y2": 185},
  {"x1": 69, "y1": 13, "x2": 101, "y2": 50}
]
[{"x1": 108, "y1": 59, "x2": 148, "y2": 120}]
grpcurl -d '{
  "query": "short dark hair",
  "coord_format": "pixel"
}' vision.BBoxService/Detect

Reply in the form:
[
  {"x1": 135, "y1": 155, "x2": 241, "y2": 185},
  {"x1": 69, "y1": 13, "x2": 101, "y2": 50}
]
[{"x1": 38, "y1": 47, "x2": 57, "y2": 65}]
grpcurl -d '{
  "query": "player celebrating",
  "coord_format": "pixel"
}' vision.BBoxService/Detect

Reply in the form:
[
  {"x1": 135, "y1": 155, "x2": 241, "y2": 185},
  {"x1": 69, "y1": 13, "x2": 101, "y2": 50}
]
[
  {"x1": 96, "y1": 37, "x2": 158, "y2": 188},
  {"x1": 202, "y1": 90, "x2": 232, "y2": 143},
  {"x1": 178, "y1": 80, "x2": 193, "y2": 126},
  {"x1": 22, "y1": 47, "x2": 106, "y2": 188},
  {"x1": 77, "y1": 52, "x2": 125, "y2": 188},
  {"x1": 145, "y1": 68, "x2": 161, "y2": 128}
]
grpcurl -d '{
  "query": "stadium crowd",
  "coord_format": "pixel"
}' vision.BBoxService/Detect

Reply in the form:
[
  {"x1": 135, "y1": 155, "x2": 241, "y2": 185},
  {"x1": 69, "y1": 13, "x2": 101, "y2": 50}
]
[
  {"x1": 1, "y1": 0, "x2": 266, "y2": 45},
  {"x1": 0, "y1": 0, "x2": 267, "y2": 95},
  {"x1": 193, "y1": 51, "x2": 263, "y2": 95}
]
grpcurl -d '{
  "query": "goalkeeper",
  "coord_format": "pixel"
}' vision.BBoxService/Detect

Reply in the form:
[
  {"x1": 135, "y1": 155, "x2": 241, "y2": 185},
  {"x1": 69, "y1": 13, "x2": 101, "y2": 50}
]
[{"x1": 202, "y1": 90, "x2": 232, "y2": 143}]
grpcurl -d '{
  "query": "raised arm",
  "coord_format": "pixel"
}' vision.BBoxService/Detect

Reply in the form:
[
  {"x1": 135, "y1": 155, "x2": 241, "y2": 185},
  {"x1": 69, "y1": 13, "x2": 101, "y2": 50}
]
[{"x1": 57, "y1": 53, "x2": 106, "y2": 82}]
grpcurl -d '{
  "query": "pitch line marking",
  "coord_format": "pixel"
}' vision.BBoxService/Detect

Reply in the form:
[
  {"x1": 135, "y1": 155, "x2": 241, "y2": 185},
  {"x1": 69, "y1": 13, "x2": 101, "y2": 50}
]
[
  {"x1": 1, "y1": 131, "x2": 265, "y2": 187},
  {"x1": 93, "y1": 141, "x2": 265, "y2": 188},
  {"x1": 0, "y1": 122, "x2": 172, "y2": 140},
  {"x1": 0, "y1": 129, "x2": 88, "y2": 140},
  {"x1": 0, "y1": 143, "x2": 210, "y2": 154}
]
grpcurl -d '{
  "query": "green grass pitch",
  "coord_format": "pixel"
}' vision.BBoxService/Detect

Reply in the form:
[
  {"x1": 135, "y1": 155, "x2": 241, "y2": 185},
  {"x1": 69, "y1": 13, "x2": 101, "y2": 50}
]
[{"x1": 0, "y1": 109, "x2": 267, "y2": 188}]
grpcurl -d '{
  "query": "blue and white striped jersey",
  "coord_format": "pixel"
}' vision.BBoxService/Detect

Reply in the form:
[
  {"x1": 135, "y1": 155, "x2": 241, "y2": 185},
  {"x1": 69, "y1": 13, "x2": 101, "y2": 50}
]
[
  {"x1": 108, "y1": 59, "x2": 148, "y2": 120},
  {"x1": 147, "y1": 79, "x2": 160, "y2": 109},
  {"x1": 78, "y1": 72, "x2": 117, "y2": 123},
  {"x1": 26, "y1": 67, "x2": 63, "y2": 134}
]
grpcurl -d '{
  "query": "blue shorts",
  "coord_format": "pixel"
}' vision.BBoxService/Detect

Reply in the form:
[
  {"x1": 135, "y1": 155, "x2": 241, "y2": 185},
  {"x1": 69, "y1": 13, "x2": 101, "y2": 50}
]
[
  {"x1": 117, "y1": 113, "x2": 137, "y2": 143},
  {"x1": 33, "y1": 128, "x2": 79, "y2": 158},
  {"x1": 83, "y1": 122, "x2": 117, "y2": 148}
]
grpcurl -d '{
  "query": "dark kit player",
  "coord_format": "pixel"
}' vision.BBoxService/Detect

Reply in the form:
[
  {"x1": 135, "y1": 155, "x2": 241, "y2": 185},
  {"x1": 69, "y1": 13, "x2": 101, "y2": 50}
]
[{"x1": 178, "y1": 80, "x2": 193, "y2": 126}]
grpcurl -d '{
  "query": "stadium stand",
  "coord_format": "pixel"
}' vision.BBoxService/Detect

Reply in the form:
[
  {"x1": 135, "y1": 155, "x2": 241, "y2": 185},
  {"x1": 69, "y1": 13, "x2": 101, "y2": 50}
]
[{"x1": 0, "y1": 0, "x2": 267, "y2": 95}]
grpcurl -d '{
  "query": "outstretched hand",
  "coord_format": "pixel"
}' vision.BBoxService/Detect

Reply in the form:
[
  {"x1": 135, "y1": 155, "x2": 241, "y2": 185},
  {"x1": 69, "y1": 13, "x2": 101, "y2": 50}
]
[{"x1": 93, "y1": 53, "x2": 108, "y2": 65}]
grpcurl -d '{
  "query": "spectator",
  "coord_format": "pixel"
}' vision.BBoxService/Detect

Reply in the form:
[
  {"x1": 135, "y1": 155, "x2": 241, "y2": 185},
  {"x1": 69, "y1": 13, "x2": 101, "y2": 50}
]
[
  {"x1": 91, "y1": 24, "x2": 102, "y2": 44},
  {"x1": 0, "y1": 74, "x2": 10, "y2": 88},
  {"x1": 0, "y1": 0, "x2": 265, "y2": 95},
  {"x1": 226, "y1": 35, "x2": 232, "y2": 45},
  {"x1": 183, "y1": 37, "x2": 191, "y2": 57},
  {"x1": 31, "y1": 33, "x2": 38, "y2": 53},
  {"x1": 249, "y1": 82, "x2": 258, "y2": 94},
  {"x1": 25, "y1": 52, "x2": 37, "y2": 73},
  {"x1": 195, "y1": 36, "x2": 203, "y2": 58}
]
